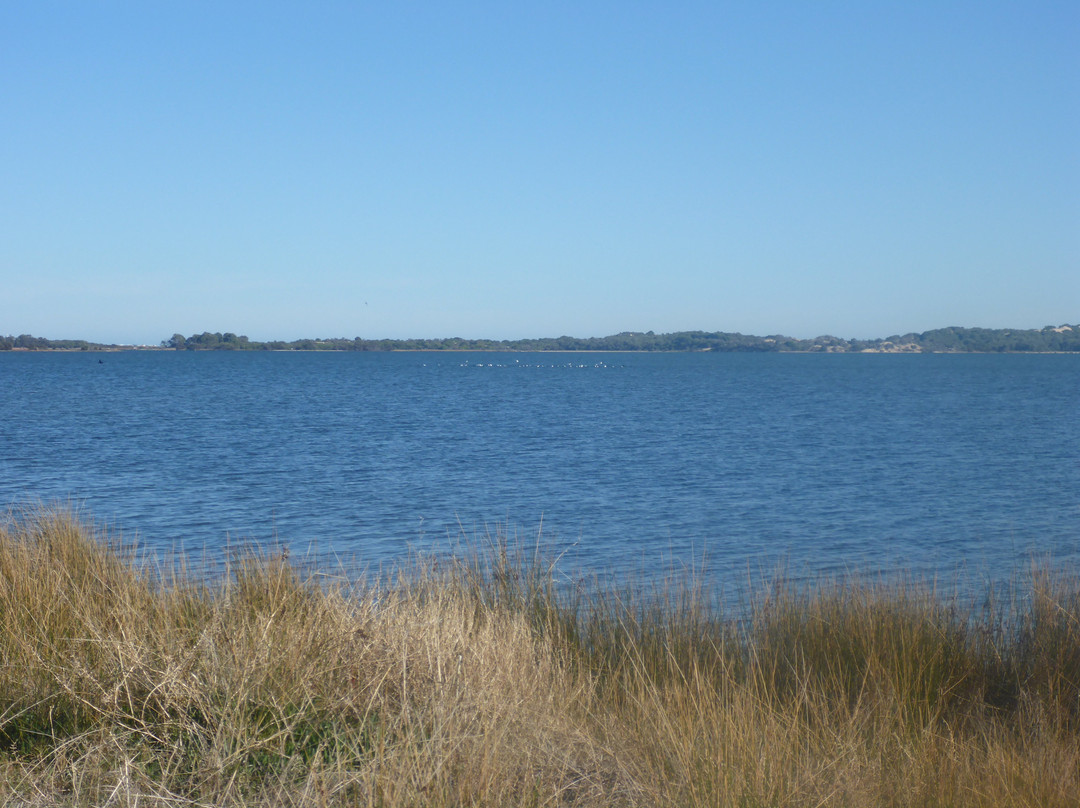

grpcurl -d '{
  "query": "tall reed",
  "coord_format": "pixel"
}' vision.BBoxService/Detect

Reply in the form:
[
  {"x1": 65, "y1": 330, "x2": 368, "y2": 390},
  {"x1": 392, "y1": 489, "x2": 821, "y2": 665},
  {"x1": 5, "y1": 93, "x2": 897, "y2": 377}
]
[{"x1": 0, "y1": 506, "x2": 1077, "y2": 806}]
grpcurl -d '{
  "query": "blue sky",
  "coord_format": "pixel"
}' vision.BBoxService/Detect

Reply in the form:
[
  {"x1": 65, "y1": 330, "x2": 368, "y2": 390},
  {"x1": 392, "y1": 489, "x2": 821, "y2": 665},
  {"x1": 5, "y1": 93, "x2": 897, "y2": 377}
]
[{"x1": 2, "y1": 2, "x2": 1077, "y2": 343}]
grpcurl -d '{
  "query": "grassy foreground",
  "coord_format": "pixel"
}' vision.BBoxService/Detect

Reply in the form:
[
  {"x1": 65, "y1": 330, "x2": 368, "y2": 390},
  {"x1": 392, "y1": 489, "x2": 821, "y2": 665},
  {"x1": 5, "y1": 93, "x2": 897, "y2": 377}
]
[{"x1": 0, "y1": 509, "x2": 1078, "y2": 806}]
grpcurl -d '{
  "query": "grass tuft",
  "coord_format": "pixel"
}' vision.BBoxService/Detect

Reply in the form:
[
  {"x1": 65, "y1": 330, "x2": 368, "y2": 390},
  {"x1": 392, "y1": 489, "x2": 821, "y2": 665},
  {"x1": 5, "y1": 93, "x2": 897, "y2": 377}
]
[{"x1": 0, "y1": 506, "x2": 1077, "y2": 806}]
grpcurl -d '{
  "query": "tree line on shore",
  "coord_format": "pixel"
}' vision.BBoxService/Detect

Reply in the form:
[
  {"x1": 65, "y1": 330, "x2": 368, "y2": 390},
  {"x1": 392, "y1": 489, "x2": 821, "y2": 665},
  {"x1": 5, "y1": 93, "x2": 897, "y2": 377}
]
[{"x1": 3, "y1": 324, "x2": 1078, "y2": 353}]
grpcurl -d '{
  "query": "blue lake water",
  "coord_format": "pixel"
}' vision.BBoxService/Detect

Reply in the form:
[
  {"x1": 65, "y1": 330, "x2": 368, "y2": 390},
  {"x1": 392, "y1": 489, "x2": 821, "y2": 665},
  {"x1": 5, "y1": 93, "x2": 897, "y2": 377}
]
[{"x1": 1, "y1": 351, "x2": 1077, "y2": 591}]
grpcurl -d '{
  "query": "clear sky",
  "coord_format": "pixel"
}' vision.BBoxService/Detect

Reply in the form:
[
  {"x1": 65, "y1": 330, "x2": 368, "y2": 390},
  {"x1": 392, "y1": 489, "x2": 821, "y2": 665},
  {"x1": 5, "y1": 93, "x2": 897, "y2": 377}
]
[{"x1": 2, "y1": 2, "x2": 1077, "y2": 344}]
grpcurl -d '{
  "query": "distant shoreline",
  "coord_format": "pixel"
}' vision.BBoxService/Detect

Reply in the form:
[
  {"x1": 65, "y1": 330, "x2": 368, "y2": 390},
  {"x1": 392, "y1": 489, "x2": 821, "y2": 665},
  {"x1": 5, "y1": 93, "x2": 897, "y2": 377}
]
[
  {"x1": 4, "y1": 323, "x2": 1078, "y2": 354},
  {"x1": 5, "y1": 346, "x2": 1080, "y2": 355}
]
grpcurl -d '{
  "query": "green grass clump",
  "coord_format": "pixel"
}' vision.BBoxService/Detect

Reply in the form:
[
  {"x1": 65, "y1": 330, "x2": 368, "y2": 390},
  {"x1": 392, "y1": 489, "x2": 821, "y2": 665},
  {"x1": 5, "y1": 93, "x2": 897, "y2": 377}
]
[{"x1": 0, "y1": 506, "x2": 1078, "y2": 806}]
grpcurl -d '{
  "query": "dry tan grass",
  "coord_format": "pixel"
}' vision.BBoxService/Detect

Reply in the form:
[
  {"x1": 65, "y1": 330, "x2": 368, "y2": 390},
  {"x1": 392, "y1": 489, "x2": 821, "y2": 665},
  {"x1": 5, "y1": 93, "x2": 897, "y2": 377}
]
[{"x1": 0, "y1": 506, "x2": 1077, "y2": 806}]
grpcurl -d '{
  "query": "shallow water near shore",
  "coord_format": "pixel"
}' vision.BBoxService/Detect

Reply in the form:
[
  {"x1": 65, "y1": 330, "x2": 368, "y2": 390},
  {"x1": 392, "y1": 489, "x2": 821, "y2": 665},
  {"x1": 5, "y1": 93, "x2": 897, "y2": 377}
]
[{"x1": 1, "y1": 350, "x2": 1077, "y2": 591}]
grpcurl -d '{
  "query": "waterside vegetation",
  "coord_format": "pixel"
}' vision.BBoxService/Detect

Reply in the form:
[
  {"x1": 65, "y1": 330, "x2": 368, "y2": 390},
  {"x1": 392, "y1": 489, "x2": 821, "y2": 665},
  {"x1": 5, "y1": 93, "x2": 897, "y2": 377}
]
[
  {"x1": 3, "y1": 323, "x2": 1079, "y2": 352},
  {"x1": 160, "y1": 324, "x2": 1080, "y2": 353},
  {"x1": 1, "y1": 507, "x2": 1078, "y2": 806}
]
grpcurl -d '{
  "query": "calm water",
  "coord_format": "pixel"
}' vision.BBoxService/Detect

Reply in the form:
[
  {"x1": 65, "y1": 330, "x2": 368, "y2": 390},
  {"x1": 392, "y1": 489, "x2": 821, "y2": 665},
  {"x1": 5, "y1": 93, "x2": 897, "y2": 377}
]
[{"x1": 1, "y1": 351, "x2": 1077, "y2": 590}]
